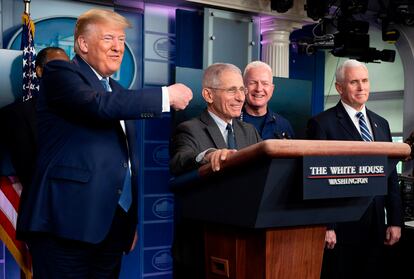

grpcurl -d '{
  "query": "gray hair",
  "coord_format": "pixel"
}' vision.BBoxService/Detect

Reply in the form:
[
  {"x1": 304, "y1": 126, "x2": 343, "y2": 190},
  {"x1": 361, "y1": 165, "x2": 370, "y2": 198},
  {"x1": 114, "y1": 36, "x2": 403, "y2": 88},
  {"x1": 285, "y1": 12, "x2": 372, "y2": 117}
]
[
  {"x1": 335, "y1": 59, "x2": 368, "y2": 82},
  {"x1": 243, "y1": 60, "x2": 273, "y2": 79},
  {"x1": 202, "y1": 63, "x2": 242, "y2": 88}
]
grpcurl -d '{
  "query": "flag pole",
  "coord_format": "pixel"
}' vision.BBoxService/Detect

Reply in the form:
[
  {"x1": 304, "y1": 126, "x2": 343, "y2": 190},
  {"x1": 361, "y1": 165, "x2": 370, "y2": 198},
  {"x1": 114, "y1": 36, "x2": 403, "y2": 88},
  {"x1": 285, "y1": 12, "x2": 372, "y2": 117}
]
[
  {"x1": 21, "y1": 3, "x2": 34, "y2": 276},
  {"x1": 23, "y1": 0, "x2": 30, "y2": 15}
]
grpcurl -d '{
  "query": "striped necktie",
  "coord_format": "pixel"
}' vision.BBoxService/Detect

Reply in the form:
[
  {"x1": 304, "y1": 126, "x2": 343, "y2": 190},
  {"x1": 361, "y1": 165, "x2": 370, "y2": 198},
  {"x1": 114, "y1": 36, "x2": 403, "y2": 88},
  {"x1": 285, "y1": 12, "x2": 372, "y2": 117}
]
[{"x1": 356, "y1": 112, "x2": 373, "y2": 142}]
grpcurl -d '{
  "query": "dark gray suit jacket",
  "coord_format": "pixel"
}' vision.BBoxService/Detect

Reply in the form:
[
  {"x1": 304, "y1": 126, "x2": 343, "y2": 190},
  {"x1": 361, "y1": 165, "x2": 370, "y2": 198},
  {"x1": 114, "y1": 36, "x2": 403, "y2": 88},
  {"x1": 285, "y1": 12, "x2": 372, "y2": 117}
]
[{"x1": 169, "y1": 109, "x2": 261, "y2": 176}]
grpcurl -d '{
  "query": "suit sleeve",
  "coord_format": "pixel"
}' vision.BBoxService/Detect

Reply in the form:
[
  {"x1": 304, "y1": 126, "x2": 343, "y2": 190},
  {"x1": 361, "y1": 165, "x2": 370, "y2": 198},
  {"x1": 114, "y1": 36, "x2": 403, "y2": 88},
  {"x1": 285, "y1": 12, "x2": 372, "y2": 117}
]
[
  {"x1": 41, "y1": 60, "x2": 162, "y2": 121},
  {"x1": 383, "y1": 121, "x2": 403, "y2": 227},
  {"x1": 169, "y1": 122, "x2": 202, "y2": 176},
  {"x1": 386, "y1": 169, "x2": 403, "y2": 226}
]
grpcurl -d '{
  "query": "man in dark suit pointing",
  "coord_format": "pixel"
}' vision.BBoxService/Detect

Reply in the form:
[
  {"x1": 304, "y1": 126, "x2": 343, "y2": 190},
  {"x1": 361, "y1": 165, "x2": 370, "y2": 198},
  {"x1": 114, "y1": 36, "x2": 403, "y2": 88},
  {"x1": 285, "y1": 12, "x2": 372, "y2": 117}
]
[
  {"x1": 306, "y1": 59, "x2": 402, "y2": 279},
  {"x1": 17, "y1": 9, "x2": 192, "y2": 279}
]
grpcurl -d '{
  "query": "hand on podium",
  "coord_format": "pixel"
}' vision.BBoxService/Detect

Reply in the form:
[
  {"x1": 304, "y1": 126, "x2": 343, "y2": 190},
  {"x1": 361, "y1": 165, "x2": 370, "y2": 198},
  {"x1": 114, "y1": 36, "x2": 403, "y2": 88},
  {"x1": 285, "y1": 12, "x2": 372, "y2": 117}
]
[{"x1": 204, "y1": 149, "x2": 237, "y2": 172}]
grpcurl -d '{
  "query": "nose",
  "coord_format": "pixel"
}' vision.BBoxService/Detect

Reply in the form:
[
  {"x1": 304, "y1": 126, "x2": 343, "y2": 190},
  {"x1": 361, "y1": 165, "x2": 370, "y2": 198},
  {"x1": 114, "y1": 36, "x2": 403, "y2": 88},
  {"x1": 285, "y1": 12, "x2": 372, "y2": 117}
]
[
  {"x1": 235, "y1": 90, "x2": 245, "y2": 102},
  {"x1": 112, "y1": 38, "x2": 122, "y2": 51}
]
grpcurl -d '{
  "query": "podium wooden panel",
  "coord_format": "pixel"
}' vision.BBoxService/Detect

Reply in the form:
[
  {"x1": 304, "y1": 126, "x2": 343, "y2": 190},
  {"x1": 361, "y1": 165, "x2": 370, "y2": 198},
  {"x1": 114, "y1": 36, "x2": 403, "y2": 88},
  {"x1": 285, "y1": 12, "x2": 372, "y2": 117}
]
[
  {"x1": 203, "y1": 225, "x2": 325, "y2": 279},
  {"x1": 171, "y1": 140, "x2": 410, "y2": 279}
]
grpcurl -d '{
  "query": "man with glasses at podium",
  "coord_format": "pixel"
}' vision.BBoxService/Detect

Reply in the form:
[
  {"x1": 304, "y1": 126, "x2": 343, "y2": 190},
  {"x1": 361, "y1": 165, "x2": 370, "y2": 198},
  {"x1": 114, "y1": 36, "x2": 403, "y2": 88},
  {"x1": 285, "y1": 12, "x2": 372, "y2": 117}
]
[
  {"x1": 169, "y1": 63, "x2": 261, "y2": 278},
  {"x1": 170, "y1": 62, "x2": 261, "y2": 176}
]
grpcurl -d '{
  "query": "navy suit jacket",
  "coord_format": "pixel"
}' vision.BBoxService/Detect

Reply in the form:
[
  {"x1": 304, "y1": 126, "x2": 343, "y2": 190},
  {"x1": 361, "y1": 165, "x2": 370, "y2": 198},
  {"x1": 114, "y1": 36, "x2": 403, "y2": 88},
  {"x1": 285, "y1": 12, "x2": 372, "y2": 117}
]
[
  {"x1": 17, "y1": 55, "x2": 163, "y2": 245},
  {"x1": 169, "y1": 109, "x2": 261, "y2": 176},
  {"x1": 306, "y1": 101, "x2": 403, "y2": 243}
]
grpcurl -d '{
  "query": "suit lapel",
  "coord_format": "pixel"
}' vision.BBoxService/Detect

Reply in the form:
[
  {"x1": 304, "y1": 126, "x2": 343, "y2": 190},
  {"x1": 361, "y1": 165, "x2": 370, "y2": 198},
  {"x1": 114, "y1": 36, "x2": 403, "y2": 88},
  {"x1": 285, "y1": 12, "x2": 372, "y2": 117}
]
[
  {"x1": 200, "y1": 110, "x2": 227, "y2": 149},
  {"x1": 72, "y1": 55, "x2": 105, "y2": 93},
  {"x1": 366, "y1": 109, "x2": 384, "y2": 141},
  {"x1": 125, "y1": 120, "x2": 137, "y2": 170},
  {"x1": 335, "y1": 102, "x2": 362, "y2": 141},
  {"x1": 233, "y1": 120, "x2": 246, "y2": 149}
]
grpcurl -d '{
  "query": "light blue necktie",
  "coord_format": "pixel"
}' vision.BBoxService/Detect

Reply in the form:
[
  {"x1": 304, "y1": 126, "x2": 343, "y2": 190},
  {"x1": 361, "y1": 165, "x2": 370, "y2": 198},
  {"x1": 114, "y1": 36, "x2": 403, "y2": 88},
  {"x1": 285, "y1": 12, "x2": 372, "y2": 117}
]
[
  {"x1": 100, "y1": 78, "x2": 112, "y2": 92},
  {"x1": 226, "y1": 123, "x2": 237, "y2": 149},
  {"x1": 100, "y1": 78, "x2": 132, "y2": 211},
  {"x1": 356, "y1": 112, "x2": 373, "y2": 142},
  {"x1": 119, "y1": 166, "x2": 132, "y2": 212}
]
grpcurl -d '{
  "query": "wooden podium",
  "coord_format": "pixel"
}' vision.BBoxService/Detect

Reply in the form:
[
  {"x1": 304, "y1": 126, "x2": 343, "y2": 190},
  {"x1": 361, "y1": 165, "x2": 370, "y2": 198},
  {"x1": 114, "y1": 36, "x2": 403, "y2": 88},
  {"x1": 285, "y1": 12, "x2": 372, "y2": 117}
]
[{"x1": 171, "y1": 139, "x2": 410, "y2": 279}]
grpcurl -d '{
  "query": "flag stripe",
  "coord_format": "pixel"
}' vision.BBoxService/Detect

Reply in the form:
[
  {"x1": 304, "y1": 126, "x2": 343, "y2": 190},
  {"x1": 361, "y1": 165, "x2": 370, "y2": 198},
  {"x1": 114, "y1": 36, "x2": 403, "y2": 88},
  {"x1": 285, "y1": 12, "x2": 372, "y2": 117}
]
[
  {"x1": 0, "y1": 176, "x2": 32, "y2": 278},
  {"x1": 0, "y1": 191, "x2": 18, "y2": 230},
  {"x1": 0, "y1": 214, "x2": 26, "y2": 257},
  {"x1": 0, "y1": 177, "x2": 20, "y2": 212},
  {"x1": 0, "y1": 209, "x2": 18, "y2": 239}
]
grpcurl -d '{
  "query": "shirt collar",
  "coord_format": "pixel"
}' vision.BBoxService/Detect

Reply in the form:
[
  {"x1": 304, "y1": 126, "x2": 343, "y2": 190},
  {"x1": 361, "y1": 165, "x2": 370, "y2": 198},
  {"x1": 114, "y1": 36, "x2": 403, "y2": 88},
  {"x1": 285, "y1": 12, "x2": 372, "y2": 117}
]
[
  {"x1": 79, "y1": 56, "x2": 106, "y2": 81},
  {"x1": 208, "y1": 110, "x2": 233, "y2": 132},
  {"x1": 341, "y1": 100, "x2": 367, "y2": 118}
]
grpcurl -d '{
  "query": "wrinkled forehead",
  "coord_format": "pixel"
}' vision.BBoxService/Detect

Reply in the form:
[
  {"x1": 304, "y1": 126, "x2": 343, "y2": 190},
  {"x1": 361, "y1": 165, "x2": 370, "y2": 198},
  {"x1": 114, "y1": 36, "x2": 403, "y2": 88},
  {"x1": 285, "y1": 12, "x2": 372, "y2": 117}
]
[
  {"x1": 344, "y1": 66, "x2": 369, "y2": 80},
  {"x1": 219, "y1": 69, "x2": 243, "y2": 85},
  {"x1": 85, "y1": 21, "x2": 126, "y2": 35}
]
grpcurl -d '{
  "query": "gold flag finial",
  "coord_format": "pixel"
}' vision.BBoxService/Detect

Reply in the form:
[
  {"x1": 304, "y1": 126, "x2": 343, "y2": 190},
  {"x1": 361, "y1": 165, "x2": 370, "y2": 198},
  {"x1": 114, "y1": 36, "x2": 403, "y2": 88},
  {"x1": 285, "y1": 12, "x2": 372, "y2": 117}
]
[{"x1": 23, "y1": 0, "x2": 31, "y2": 15}]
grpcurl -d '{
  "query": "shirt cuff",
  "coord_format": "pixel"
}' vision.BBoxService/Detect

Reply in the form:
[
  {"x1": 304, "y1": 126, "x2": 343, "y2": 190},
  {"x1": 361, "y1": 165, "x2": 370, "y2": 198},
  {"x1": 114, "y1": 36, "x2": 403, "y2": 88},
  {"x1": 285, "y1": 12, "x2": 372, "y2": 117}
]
[
  {"x1": 162, "y1": 86, "x2": 170, "y2": 112},
  {"x1": 195, "y1": 148, "x2": 217, "y2": 164}
]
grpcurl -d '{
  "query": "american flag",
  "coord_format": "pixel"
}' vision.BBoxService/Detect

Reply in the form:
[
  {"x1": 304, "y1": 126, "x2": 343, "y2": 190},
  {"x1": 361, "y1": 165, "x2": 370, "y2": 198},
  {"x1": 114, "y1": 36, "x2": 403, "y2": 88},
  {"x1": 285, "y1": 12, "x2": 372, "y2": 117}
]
[
  {"x1": 21, "y1": 12, "x2": 39, "y2": 102},
  {"x1": 0, "y1": 176, "x2": 32, "y2": 278},
  {"x1": 0, "y1": 12, "x2": 36, "y2": 279}
]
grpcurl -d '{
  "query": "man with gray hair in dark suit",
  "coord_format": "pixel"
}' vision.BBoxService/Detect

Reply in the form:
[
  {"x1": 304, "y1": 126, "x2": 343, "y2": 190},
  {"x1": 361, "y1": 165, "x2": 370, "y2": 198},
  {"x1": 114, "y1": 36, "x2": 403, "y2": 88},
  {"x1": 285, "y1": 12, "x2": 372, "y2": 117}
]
[
  {"x1": 306, "y1": 59, "x2": 402, "y2": 279},
  {"x1": 169, "y1": 63, "x2": 261, "y2": 278},
  {"x1": 170, "y1": 62, "x2": 261, "y2": 176}
]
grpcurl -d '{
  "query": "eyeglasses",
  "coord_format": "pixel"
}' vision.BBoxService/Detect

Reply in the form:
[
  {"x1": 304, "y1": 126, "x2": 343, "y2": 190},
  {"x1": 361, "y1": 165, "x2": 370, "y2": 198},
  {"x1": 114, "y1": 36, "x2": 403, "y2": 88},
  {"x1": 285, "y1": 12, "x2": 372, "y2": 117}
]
[{"x1": 208, "y1": 86, "x2": 247, "y2": 95}]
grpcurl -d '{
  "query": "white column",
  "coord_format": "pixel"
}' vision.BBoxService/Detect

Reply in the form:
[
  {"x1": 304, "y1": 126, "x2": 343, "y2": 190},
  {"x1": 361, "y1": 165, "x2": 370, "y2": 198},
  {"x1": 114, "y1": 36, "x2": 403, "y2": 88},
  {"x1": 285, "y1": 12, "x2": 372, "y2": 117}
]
[
  {"x1": 260, "y1": 0, "x2": 313, "y2": 77},
  {"x1": 261, "y1": 27, "x2": 291, "y2": 78},
  {"x1": 261, "y1": 18, "x2": 304, "y2": 78}
]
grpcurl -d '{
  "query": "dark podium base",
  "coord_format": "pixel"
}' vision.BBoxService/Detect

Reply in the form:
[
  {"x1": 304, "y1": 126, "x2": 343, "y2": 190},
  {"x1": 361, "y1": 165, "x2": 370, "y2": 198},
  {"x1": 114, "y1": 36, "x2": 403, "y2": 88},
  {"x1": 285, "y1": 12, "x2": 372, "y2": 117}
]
[{"x1": 204, "y1": 225, "x2": 326, "y2": 279}]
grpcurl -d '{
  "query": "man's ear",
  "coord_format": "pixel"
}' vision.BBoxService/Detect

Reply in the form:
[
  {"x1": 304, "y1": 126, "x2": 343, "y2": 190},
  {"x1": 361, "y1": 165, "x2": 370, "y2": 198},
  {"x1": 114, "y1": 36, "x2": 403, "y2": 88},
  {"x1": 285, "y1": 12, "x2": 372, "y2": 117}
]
[
  {"x1": 335, "y1": 82, "x2": 343, "y2": 95},
  {"x1": 77, "y1": 35, "x2": 88, "y2": 53},
  {"x1": 35, "y1": 66, "x2": 42, "y2": 79},
  {"x1": 202, "y1": 88, "x2": 213, "y2": 104}
]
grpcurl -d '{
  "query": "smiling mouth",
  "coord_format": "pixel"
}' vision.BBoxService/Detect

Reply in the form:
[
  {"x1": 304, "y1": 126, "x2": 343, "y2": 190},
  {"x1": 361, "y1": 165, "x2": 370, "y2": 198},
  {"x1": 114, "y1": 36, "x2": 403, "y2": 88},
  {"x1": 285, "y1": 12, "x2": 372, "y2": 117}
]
[
  {"x1": 251, "y1": 94, "x2": 265, "y2": 98},
  {"x1": 231, "y1": 105, "x2": 243, "y2": 110}
]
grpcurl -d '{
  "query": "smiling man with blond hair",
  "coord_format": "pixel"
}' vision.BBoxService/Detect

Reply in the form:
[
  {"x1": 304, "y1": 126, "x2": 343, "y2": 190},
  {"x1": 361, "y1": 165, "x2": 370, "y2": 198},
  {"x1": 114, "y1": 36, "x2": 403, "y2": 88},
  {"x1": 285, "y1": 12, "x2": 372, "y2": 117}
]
[{"x1": 17, "y1": 8, "x2": 192, "y2": 278}]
